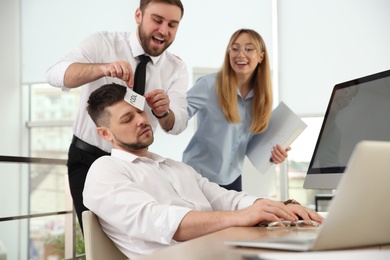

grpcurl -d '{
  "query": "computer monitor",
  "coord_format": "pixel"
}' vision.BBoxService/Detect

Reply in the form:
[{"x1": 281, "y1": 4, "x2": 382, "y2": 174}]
[{"x1": 304, "y1": 69, "x2": 390, "y2": 189}]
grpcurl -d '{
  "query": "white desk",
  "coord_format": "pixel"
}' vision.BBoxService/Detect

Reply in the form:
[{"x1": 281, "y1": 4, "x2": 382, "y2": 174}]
[{"x1": 138, "y1": 226, "x2": 390, "y2": 260}]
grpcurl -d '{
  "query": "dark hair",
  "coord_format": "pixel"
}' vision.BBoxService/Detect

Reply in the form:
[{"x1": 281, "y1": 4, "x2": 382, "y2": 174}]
[
  {"x1": 87, "y1": 83, "x2": 127, "y2": 127},
  {"x1": 139, "y1": 0, "x2": 184, "y2": 18}
]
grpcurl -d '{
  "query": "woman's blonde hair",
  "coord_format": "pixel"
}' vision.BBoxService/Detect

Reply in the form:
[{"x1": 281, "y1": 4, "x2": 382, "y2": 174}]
[{"x1": 216, "y1": 29, "x2": 273, "y2": 134}]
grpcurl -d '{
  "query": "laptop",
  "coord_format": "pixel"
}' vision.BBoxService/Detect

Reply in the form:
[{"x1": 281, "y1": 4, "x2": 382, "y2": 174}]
[{"x1": 226, "y1": 140, "x2": 390, "y2": 251}]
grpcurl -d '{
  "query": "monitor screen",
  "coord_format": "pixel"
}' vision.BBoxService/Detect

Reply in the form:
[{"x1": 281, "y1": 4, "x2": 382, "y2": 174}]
[{"x1": 304, "y1": 69, "x2": 390, "y2": 189}]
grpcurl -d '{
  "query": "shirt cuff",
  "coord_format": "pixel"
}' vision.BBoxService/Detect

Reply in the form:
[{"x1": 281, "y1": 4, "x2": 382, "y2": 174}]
[
  {"x1": 236, "y1": 195, "x2": 259, "y2": 210},
  {"x1": 154, "y1": 206, "x2": 192, "y2": 244},
  {"x1": 46, "y1": 60, "x2": 73, "y2": 92},
  {"x1": 165, "y1": 107, "x2": 188, "y2": 135}
]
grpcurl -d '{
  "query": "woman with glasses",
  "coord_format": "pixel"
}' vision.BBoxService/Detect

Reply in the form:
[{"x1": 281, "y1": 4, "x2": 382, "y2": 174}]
[{"x1": 182, "y1": 28, "x2": 290, "y2": 191}]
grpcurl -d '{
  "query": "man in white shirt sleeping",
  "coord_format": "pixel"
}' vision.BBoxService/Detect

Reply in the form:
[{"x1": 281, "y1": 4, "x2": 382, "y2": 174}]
[{"x1": 83, "y1": 83, "x2": 322, "y2": 259}]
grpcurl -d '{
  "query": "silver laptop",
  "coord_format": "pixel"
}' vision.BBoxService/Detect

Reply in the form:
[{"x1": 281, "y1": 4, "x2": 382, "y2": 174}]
[{"x1": 227, "y1": 140, "x2": 390, "y2": 251}]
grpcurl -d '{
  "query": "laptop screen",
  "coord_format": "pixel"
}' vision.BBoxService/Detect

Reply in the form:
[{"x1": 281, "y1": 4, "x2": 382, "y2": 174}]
[{"x1": 304, "y1": 69, "x2": 390, "y2": 189}]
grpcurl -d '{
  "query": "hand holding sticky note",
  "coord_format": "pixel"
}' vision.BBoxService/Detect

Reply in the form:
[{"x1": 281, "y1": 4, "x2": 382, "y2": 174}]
[{"x1": 124, "y1": 88, "x2": 145, "y2": 111}]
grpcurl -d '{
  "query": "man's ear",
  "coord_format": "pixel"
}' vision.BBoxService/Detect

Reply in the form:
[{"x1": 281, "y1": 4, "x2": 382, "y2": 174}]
[
  {"x1": 97, "y1": 126, "x2": 113, "y2": 142},
  {"x1": 135, "y1": 8, "x2": 142, "y2": 25}
]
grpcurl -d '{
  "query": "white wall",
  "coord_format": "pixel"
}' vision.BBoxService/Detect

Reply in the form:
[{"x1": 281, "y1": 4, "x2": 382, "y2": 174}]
[
  {"x1": 22, "y1": 0, "x2": 273, "y2": 82},
  {"x1": 279, "y1": 0, "x2": 390, "y2": 115},
  {"x1": 0, "y1": 1, "x2": 28, "y2": 259},
  {"x1": 21, "y1": 0, "x2": 135, "y2": 82},
  {"x1": 1, "y1": 0, "x2": 21, "y2": 155}
]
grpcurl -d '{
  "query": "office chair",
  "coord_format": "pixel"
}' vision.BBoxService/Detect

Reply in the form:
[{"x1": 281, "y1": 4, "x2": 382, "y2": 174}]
[{"x1": 82, "y1": 211, "x2": 128, "y2": 260}]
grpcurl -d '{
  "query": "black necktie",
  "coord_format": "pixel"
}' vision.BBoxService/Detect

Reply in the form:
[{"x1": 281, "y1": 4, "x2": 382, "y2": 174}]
[{"x1": 133, "y1": 54, "x2": 151, "y2": 95}]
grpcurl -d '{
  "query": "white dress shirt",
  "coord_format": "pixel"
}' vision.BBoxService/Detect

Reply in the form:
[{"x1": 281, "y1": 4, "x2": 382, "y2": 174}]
[
  {"x1": 46, "y1": 31, "x2": 188, "y2": 152},
  {"x1": 83, "y1": 149, "x2": 258, "y2": 259}
]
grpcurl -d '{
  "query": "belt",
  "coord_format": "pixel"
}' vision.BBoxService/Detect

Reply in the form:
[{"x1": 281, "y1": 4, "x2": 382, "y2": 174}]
[{"x1": 71, "y1": 135, "x2": 109, "y2": 156}]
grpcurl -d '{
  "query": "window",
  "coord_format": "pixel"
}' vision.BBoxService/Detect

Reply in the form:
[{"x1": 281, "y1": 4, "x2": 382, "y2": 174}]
[{"x1": 24, "y1": 83, "x2": 83, "y2": 259}]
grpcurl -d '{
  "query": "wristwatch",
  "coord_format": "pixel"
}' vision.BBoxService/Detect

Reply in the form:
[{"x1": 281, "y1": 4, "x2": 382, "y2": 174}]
[
  {"x1": 283, "y1": 199, "x2": 300, "y2": 205},
  {"x1": 152, "y1": 109, "x2": 169, "y2": 119}
]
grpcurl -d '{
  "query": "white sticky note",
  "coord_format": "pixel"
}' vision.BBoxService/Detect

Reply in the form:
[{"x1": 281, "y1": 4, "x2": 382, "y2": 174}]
[{"x1": 124, "y1": 88, "x2": 145, "y2": 111}]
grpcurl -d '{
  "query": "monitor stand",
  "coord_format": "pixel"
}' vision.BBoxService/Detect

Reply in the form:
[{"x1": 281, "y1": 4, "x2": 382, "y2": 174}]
[{"x1": 315, "y1": 193, "x2": 334, "y2": 212}]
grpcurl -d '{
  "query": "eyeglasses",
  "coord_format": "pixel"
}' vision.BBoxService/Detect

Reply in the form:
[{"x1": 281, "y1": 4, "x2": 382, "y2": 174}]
[
  {"x1": 262, "y1": 220, "x2": 321, "y2": 230},
  {"x1": 228, "y1": 47, "x2": 257, "y2": 57}
]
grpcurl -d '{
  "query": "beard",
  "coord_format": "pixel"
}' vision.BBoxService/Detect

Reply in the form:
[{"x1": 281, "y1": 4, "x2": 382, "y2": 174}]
[
  {"x1": 113, "y1": 126, "x2": 154, "y2": 153},
  {"x1": 138, "y1": 22, "x2": 173, "y2": 56},
  {"x1": 116, "y1": 139, "x2": 152, "y2": 152}
]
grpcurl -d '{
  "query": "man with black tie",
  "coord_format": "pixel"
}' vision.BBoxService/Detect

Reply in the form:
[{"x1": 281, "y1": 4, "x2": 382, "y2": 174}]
[{"x1": 45, "y1": 0, "x2": 187, "y2": 231}]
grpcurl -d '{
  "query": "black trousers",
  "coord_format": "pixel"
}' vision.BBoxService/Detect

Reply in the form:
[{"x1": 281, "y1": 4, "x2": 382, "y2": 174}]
[
  {"x1": 67, "y1": 136, "x2": 109, "y2": 232},
  {"x1": 219, "y1": 175, "x2": 242, "y2": 192}
]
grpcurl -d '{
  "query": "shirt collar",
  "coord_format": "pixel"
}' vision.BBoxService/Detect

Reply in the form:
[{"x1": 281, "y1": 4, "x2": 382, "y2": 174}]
[
  {"x1": 129, "y1": 33, "x2": 160, "y2": 65},
  {"x1": 236, "y1": 87, "x2": 254, "y2": 100},
  {"x1": 111, "y1": 148, "x2": 167, "y2": 163}
]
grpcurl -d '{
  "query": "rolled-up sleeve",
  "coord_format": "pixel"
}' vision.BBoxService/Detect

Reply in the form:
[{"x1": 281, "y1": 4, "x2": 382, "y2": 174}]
[
  {"x1": 45, "y1": 59, "x2": 73, "y2": 91},
  {"x1": 45, "y1": 32, "x2": 101, "y2": 91},
  {"x1": 153, "y1": 205, "x2": 191, "y2": 244}
]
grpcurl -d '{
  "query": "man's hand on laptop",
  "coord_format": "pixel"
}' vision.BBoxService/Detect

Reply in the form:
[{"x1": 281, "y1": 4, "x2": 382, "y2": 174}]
[
  {"x1": 284, "y1": 202, "x2": 324, "y2": 224},
  {"x1": 239, "y1": 198, "x2": 323, "y2": 227}
]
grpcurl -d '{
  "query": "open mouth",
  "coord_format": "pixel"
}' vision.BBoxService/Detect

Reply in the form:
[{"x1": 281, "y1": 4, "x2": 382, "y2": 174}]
[
  {"x1": 236, "y1": 61, "x2": 248, "y2": 65},
  {"x1": 152, "y1": 35, "x2": 166, "y2": 45}
]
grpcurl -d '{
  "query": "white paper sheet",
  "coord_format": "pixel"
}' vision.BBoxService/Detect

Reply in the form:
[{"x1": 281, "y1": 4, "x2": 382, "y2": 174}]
[
  {"x1": 254, "y1": 249, "x2": 390, "y2": 260},
  {"x1": 247, "y1": 102, "x2": 307, "y2": 174}
]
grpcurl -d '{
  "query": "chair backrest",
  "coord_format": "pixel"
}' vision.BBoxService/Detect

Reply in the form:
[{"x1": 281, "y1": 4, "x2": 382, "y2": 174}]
[{"x1": 82, "y1": 211, "x2": 128, "y2": 260}]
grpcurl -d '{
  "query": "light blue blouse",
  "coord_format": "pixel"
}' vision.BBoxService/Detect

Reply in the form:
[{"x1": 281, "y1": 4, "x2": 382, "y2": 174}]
[{"x1": 183, "y1": 73, "x2": 257, "y2": 185}]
